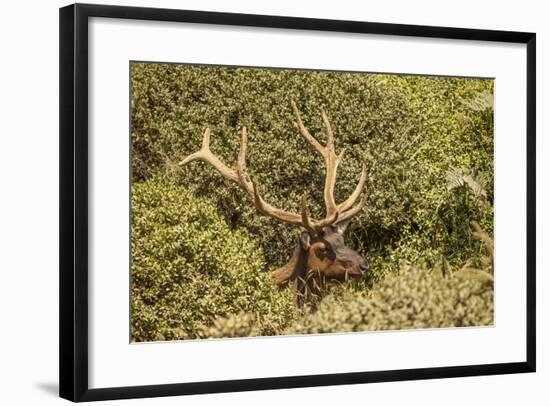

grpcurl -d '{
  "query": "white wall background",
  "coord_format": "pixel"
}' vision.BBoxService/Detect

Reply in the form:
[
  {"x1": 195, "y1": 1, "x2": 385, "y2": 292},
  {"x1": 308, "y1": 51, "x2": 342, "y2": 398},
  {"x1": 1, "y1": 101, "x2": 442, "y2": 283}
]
[{"x1": 0, "y1": 0, "x2": 546, "y2": 404}]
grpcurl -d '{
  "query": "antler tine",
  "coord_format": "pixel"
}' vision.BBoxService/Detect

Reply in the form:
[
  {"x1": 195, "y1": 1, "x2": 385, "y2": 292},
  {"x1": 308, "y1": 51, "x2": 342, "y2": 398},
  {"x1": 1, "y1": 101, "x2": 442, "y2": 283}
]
[
  {"x1": 337, "y1": 147, "x2": 347, "y2": 163},
  {"x1": 337, "y1": 193, "x2": 366, "y2": 223},
  {"x1": 300, "y1": 194, "x2": 318, "y2": 235},
  {"x1": 178, "y1": 128, "x2": 240, "y2": 184},
  {"x1": 338, "y1": 163, "x2": 367, "y2": 213},
  {"x1": 291, "y1": 100, "x2": 325, "y2": 157},
  {"x1": 251, "y1": 180, "x2": 308, "y2": 228},
  {"x1": 178, "y1": 127, "x2": 210, "y2": 166},
  {"x1": 324, "y1": 157, "x2": 339, "y2": 217},
  {"x1": 321, "y1": 108, "x2": 335, "y2": 152},
  {"x1": 316, "y1": 210, "x2": 339, "y2": 229},
  {"x1": 236, "y1": 126, "x2": 248, "y2": 176}
]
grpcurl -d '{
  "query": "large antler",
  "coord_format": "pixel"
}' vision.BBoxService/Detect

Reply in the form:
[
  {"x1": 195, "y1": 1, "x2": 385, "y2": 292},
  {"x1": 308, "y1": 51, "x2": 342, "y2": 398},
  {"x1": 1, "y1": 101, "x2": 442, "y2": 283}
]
[
  {"x1": 179, "y1": 102, "x2": 366, "y2": 233},
  {"x1": 291, "y1": 101, "x2": 367, "y2": 224},
  {"x1": 179, "y1": 126, "x2": 328, "y2": 233}
]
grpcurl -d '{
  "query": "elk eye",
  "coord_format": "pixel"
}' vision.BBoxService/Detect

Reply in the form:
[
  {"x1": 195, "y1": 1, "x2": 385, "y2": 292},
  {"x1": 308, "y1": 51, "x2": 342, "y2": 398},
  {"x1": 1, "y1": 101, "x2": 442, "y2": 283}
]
[{"x1": 318, "y1": 247, "x2": 329, "y2": 255}]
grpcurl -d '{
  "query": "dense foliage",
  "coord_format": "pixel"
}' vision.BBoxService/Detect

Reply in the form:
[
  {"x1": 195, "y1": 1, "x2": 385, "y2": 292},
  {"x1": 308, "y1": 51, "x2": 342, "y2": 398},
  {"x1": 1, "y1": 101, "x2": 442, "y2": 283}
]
[
  {"x1": 130, "y1": 63, "x2": 494, "y2": 341},
  {"x1": 287, "y1": 265, "x2": 493, "y2": 335},
  {"x1": 131, "y1": 181, "x2": 295, "y2": 341},
  {"x1": 193, "y1": 263, "x2": 493, "y2": 338}
]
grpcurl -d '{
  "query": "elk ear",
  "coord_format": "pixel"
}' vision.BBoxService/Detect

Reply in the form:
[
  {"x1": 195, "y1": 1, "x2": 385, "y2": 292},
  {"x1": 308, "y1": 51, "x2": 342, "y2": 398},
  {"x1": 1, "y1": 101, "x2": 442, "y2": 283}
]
[
  {"x1": 299, "y1": 232, "x2": 311, "y2": 250},
  {"x1": 334, "y1": 219, "x2": 351, "y2": 235}
]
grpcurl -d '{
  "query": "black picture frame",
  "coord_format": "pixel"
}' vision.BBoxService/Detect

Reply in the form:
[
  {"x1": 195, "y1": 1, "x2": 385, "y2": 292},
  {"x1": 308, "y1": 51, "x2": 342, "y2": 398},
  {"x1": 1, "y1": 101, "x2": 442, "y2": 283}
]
[{"x1": 59, "y1": 3, "x2": 536, "y2": 402}]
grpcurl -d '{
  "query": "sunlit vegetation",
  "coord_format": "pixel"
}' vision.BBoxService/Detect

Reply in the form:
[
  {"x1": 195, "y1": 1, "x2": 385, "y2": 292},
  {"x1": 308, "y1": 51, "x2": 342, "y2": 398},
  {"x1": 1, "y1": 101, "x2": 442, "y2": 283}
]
[{"x1": 131, "y1": 63, "x2": 494, "y2": 342}]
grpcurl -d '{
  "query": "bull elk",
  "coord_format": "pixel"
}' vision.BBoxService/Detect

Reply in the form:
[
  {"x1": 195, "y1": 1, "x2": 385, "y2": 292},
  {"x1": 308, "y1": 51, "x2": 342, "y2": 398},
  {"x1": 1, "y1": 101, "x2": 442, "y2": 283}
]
[{"x1": 179, "y1": 101, "x2": 369, "y2": 310}]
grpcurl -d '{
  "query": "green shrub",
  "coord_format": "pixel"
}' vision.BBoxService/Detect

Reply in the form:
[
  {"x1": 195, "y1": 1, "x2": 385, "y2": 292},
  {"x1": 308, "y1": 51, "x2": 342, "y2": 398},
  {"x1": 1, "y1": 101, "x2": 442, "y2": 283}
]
[
  {"x1": 287, "y1": 265, "x2": 493, "y2": 335},
  {"x1": 131, "y1": 65, "x2": 495, "y2": 340},
  {"x1": 200, "y1": 313, "x2": 260, "y2": 339},
  {"x1": 131, "y1": 63, "x2": 494, "y2": 282},
  {"x1": 131, "y1": 180, "x2": 295, "y2": 342}
]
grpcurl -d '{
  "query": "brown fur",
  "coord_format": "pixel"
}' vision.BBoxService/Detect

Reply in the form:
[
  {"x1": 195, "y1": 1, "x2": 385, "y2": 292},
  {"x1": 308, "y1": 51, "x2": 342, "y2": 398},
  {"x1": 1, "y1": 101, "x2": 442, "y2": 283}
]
[{"x1": 271, "y1": 223, "x2": 368, "y2": 311}]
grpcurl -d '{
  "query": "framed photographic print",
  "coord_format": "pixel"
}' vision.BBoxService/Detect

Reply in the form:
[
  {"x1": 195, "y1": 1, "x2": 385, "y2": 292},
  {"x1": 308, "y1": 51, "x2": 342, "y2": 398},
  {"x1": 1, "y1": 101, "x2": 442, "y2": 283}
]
[{"x1": 59, "y1": 3, "x2": 536, "y2": 402}]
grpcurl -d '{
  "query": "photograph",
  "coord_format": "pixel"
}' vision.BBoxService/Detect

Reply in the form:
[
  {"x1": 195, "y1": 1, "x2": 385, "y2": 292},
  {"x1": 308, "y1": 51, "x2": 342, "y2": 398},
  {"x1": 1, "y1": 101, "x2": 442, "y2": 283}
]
[
  {"x1": 0, "y1": 0, "x2": 543, "y2": 403},
  {"x1": 130, "y1": 63, "x2": 495, "y2": 342}
]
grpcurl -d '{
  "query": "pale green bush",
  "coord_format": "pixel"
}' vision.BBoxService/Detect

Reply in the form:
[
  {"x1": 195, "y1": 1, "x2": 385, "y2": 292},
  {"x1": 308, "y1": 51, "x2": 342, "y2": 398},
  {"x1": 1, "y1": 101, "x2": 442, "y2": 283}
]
[
  {"x1": 131, "y1": 180, "x2": 295, "y2": 342},
  {"x1": 287, "y1": 266, "x2": 493, "y2": 334},
  {"x1": 200, "y1": 313, "x2": 260, "y2": 339}
]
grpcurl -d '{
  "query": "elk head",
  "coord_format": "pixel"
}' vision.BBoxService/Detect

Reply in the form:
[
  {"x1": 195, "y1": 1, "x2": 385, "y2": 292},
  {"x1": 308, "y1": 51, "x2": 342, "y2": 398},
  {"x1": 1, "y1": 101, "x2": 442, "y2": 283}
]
[{"x1": 179, "y1": 101, "x2": 369, "y2": 310}]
